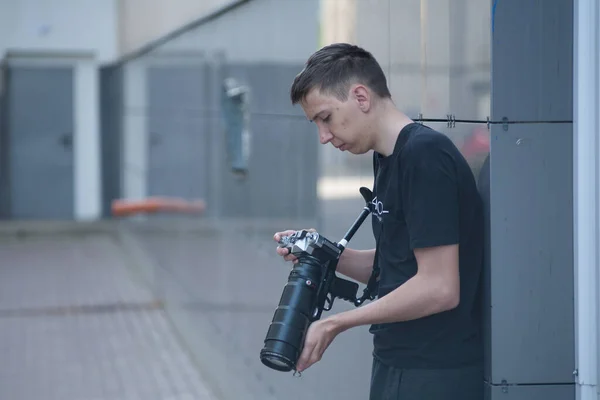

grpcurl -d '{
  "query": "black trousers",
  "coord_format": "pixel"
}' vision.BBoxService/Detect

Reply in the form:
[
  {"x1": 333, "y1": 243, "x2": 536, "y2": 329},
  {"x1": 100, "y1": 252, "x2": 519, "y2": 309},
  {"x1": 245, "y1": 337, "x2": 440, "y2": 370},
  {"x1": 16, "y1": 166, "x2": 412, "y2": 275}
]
[{"x1": 369, "y1": 357, "x2": 484, "y2": 400}]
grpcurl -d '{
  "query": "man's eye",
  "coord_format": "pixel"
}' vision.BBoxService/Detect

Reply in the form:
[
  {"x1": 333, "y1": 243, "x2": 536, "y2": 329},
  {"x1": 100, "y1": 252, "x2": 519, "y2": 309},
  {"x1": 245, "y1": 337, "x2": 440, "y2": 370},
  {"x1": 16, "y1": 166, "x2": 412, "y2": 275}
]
[{"x1": 323, "y1": 115, "x2": 331, "y2": 122}]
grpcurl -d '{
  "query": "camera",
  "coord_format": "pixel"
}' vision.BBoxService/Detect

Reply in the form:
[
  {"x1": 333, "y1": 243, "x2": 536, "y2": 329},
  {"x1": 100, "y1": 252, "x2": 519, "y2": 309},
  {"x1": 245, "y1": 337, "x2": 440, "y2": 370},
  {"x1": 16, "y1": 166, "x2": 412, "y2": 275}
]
[{"x1": 259, "y1": 187, "x2": 380, "y2": 372}]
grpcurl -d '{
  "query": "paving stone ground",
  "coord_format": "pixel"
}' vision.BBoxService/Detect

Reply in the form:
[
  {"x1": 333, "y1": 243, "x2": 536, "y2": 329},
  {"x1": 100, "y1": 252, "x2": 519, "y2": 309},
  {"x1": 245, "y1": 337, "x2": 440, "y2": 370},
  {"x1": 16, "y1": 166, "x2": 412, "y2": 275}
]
[{"x1": 0, "y1": 232, "x2": 219, "y2": 400}]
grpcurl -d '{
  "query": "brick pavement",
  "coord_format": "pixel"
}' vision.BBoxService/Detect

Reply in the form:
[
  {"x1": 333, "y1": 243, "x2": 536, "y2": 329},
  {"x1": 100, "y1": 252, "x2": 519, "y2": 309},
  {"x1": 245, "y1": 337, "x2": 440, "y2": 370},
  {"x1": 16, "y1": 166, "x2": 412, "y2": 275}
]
[{"x1": 0, "y1": 231, "x2": 218, "y2": 400}]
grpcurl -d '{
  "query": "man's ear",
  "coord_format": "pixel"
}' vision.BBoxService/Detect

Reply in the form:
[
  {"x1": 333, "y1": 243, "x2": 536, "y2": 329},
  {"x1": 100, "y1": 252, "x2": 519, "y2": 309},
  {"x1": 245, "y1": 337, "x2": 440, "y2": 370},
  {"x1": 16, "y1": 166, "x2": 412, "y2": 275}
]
[{"x1": 351, "y1": 85, "x2": 371, "y2": 112}]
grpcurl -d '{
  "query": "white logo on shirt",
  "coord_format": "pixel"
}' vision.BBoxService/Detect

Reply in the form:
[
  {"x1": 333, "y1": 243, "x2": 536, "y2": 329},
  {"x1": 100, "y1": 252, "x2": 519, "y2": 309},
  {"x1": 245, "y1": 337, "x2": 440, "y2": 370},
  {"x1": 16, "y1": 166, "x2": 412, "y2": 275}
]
[{"x1": 371, "y1": 196, "x2": 389, "y2": 221}]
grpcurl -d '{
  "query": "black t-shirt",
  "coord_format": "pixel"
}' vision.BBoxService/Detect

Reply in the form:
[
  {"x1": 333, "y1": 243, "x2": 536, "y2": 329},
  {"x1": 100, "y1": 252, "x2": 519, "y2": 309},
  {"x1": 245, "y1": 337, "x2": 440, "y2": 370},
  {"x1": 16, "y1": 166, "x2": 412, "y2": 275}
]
[{"x1": 369, "y1": 122, "x2": 484, "y2": 369}]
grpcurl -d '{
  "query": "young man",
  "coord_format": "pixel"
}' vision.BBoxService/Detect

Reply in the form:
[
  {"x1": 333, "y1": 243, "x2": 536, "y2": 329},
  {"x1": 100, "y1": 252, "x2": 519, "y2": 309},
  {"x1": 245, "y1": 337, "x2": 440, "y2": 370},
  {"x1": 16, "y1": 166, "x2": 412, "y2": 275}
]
[{"x1": 274, "y1": 43, "x2": 484, "y2": 400}]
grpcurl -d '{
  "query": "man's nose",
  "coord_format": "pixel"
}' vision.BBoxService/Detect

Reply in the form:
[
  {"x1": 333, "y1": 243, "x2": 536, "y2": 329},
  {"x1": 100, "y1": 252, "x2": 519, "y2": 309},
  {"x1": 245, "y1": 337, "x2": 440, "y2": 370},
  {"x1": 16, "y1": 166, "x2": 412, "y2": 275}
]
[{"x1": 319, "y1": 128, "x2": 333, "y2": 144}]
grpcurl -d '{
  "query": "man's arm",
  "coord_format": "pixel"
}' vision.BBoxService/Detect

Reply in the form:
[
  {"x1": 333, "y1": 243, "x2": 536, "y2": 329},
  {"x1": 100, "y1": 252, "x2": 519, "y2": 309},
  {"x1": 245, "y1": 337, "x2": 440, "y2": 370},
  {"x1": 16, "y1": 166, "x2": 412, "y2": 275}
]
[
  {"x1": 330, "y1": 243, "x2": 459, "y2": 332},
  {"x1": 336, "y1": 248, "x2": 376, "y2": 285}
]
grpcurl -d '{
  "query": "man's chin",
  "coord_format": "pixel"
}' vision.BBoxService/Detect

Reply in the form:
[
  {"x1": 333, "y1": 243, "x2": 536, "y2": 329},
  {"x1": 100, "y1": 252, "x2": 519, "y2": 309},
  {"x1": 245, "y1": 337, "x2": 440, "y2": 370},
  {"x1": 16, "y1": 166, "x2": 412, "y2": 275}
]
[
  {"x1": 332, "y1": 144, "x2": 364, "y2": 154},
  {"x1": 346, "y1": 146, "x2": 367, "y2": 155}
]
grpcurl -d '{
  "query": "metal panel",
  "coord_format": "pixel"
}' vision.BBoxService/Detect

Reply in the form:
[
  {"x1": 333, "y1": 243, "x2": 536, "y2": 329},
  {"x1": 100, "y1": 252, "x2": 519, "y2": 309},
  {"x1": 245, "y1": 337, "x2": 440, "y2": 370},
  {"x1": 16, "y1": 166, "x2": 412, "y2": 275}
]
[
  {"x1": 487, "y1": 123, "x2": 574, "y2": 384},
  {"x1": 491, "y1": 0, "x2": 573, "y2": 121},
  {"x1": 7, "y1": 66, "x2": 74, "y2": 219},
  {"x1": 147, "y1": 65, "x2": 209, "y2": 201},
  {"x1": 0, "y1": 65, "x2": 8, "y2": 218},
  {"x1": 478, "y1": 150, "x2": 493, "y2": 388},
  {"x1": 485, "y1": 382, "x2": 575, "y2": 400}
]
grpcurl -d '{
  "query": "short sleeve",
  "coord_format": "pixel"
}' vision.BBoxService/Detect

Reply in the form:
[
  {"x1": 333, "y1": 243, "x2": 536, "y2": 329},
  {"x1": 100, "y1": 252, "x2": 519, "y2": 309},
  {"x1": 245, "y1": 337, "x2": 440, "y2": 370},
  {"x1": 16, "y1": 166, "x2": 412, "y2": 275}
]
[{"x1": 401, "y1": 140, "x2": 460, "y2": 250}]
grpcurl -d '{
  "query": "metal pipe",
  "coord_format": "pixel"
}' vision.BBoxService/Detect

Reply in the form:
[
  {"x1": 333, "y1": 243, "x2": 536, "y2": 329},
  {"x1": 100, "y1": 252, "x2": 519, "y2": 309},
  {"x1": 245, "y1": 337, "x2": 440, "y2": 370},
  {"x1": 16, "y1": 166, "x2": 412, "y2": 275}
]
[{"x1": 573, "y1": 0, "x2": 600, "y2": 399}]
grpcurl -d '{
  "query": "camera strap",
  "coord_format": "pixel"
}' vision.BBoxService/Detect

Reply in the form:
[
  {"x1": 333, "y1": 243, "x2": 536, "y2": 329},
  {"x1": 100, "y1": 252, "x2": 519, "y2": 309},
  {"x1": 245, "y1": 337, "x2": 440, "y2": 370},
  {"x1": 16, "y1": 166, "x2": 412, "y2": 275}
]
[{"x1": 358, "y1": 216, "x2": 383, "y2": 303}]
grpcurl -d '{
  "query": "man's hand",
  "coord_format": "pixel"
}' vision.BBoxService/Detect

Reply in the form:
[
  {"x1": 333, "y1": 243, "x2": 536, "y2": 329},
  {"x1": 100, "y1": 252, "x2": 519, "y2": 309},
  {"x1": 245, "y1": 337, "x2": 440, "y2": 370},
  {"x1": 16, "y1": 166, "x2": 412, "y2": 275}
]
[
  {"x1": 296, "y1": 317, "x2": 342, "y2": 372},
  {"x1": 273, "y1": 229, "x2": 316, "y2": 264}
]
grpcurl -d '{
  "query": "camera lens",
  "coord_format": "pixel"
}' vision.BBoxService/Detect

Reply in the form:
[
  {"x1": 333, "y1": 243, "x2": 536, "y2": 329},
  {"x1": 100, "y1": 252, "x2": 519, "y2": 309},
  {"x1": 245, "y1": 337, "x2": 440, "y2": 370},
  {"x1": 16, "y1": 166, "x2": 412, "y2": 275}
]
[
  {"x1": 260, "y1": 257, "x2": 322, "y2": 372},
  {"x1": 260, "y1": 349, "x2": 295, "y2": 372}
]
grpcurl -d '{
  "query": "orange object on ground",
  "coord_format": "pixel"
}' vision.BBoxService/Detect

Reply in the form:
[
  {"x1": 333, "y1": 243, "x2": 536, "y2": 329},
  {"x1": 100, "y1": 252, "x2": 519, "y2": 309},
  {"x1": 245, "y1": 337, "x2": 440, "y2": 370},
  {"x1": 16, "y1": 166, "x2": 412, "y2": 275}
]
[{"x1": 111, "y1": 197, "x2": 207, "y2": 217}]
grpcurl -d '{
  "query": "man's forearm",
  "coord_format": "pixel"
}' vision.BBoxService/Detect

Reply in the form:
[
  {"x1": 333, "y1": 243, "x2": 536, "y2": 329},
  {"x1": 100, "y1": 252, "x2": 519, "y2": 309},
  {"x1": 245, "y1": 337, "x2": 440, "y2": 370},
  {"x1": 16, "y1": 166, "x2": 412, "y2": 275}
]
[
  {"x1": 336, "y1": 248, "x2": 376, "y2": 285},
  {"x1": 330, "y1": 273, "x2": 458, "y2": 332}
]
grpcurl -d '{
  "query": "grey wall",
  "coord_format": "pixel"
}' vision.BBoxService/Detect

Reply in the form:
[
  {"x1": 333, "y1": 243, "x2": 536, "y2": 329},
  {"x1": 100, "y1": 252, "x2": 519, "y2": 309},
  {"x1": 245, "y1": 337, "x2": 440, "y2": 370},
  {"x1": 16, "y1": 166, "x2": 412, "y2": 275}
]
[{"x1": 484, "y1": 1, "x2": 575, "y2": 399}]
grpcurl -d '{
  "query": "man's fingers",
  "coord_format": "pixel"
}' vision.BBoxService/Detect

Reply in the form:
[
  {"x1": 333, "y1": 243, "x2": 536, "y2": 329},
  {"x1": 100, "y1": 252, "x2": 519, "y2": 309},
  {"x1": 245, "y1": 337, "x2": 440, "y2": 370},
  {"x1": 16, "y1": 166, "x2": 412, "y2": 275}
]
[
  {"x1": 297, "y1": 340, "x2": 315, "y2": 372},
  {"x1": 273, "y1": 228, "x2": 316, "y2": 242},
  {"x1": 273, "y1": 230, "x2": 296, "y2": 242},
  {"x1": 276, "y1": 247, "x2": 290, "y2": 256},
  {"x1": 275, "y1": 247, "x2": 297, "y2": 261},
  {"x1": 298, "y1": 343, "x2": 323, "y2": 372}
]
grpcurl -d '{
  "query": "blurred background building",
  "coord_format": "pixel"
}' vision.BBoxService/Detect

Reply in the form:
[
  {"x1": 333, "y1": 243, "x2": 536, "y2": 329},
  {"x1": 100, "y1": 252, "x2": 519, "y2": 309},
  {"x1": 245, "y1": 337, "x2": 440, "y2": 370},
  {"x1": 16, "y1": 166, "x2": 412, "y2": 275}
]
[
  {"x1": 0, "y1": 0, "x2": 491, "y2": 222},
  {"x1": 0, "y1": 1, "x2": 597, "y2": 400}
]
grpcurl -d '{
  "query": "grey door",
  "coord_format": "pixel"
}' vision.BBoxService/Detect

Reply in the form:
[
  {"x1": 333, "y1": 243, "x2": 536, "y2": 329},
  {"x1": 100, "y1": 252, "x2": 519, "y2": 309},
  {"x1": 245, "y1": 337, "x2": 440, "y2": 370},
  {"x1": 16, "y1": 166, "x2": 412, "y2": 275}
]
[
  {"x1": 7, "y1": 66, "x2": 74, "y2": 219},
  {"x1": 147, "y1": 65, "x2": 208, "y2": 201}
]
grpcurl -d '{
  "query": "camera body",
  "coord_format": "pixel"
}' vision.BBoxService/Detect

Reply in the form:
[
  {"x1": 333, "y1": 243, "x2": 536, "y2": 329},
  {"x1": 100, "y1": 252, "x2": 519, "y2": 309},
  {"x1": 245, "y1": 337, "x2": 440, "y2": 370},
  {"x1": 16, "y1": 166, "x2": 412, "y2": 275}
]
[
  {"x1": 278, "y1": 230, "x2": 340, "y2": 266},
  {"x1": 260, "y1": 188, "x2": 378, "y2": 373}
]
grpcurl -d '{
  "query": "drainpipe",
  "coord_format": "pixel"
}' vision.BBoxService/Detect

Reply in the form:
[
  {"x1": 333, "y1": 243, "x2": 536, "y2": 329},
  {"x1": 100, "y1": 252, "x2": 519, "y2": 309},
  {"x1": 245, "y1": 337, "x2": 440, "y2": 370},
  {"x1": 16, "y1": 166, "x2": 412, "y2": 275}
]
[{"x1": 573, "y1": 0, "x2": 600, "y2": 399}]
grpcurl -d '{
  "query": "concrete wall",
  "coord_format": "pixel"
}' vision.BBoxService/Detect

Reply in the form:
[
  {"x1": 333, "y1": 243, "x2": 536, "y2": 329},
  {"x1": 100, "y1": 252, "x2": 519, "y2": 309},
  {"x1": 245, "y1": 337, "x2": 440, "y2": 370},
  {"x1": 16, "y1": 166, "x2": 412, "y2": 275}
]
[
  {"x1": 0, "y1": 0, "x2": 253, "y2": 64},
  {"x1": 156, "y1": 0, "x2": 319, "y2": 63},
  {"x1": 0, "y1": 0, "x2": 118, "y2": 64},
  {"x1": 118, "y1": 0, "x2": 244, "y2": 56}
]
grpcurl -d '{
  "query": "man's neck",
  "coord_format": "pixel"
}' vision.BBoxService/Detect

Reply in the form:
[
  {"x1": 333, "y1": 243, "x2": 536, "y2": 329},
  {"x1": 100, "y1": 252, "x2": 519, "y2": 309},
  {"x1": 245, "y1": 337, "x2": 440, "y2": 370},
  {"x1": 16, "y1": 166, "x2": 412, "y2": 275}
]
[{"x1": 371, "y1": 101, "x2": 413, "y2": 157}]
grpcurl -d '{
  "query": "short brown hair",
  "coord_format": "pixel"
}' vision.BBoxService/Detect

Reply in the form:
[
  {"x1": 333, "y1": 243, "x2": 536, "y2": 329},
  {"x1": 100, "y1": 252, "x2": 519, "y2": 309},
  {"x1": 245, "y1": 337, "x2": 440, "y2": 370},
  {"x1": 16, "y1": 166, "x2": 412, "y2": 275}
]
[{"x1": 290, "y1": 43, "x2": 391, "y2": 105}]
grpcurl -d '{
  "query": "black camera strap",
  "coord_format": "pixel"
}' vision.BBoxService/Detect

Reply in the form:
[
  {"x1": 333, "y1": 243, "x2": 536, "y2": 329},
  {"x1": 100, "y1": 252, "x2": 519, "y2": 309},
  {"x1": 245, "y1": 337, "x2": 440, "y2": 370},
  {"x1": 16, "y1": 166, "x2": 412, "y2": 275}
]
[{"x1": 357, "y1": 212, "x2": 383, "y2": 304}]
